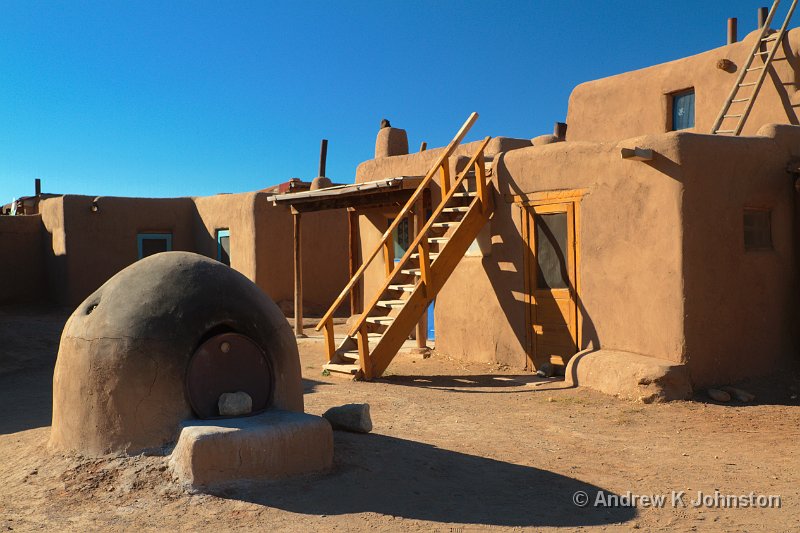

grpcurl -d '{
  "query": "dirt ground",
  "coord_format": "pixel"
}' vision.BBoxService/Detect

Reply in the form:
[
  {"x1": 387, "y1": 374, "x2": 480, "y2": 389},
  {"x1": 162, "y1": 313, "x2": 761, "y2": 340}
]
[{"x1": 1, "y1": 305, "x2": 799, "y2": 532}]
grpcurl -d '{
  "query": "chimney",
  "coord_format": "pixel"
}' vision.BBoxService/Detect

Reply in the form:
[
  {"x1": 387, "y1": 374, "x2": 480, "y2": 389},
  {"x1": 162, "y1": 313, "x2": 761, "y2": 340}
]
[
  {"x1": 758, "y1": 6, "x2": 769, "y2": 29},
  {"x1": 553, "y1": 122, "x2": 568, "y2": 141},
  {"x1": 728, "y1": 17, "x2": 738, "y2": 44},
  {"x1": 35, "y1": 178, "x2": 41, "y2": 197},
  {"x1": 318, "y1": 139, "x2": 328, "y2": 177}
]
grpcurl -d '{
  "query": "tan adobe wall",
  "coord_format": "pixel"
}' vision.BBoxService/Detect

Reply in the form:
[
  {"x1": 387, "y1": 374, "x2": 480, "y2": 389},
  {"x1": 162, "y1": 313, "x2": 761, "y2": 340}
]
[
  {"x1": 0, "y1": 215, "x2": 46, "y2": 304},
  {"x1": 567, "y1": 28, "x2": 800, "y2": 142},
  {"x1": 679, "y1": 125, "x2": 797, "y2": 387},
  {"x1": 435, "y1": 135, "x2": 686, "y2": 369}
]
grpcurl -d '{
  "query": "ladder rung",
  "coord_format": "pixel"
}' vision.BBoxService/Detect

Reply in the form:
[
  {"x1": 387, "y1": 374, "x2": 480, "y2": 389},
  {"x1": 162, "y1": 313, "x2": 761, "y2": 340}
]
[
  {"x1": 432, "y1": 221, "x2": 459, "y2": 228},
  {"x1": 731, "y1": 98, "x2": 750, "y2": 103},
  {"x1": 739, "y1": 82, "x2": 757, "y2": 87},
  {"x1": 442, "y1": 206, "x2": 469, "y2": 213},
  {"x1": 388, "y1": 284, "x2": 415, "y2": 292},
  {"x1": 724, "y1": 114, "x2": 743, "y2": 118},
  {"x1": 762, "y1": 35, "x2": 779, "y2": 42},
  {"x1": 376, "y1": 300, "x2": 406, "y2": 308},
  {"x1": 746, "y1": 66, "x2": 765, "y2": 71},
  {"x1": 715, "y1": 129, "x2": 736, "y2": 134},
  {"x1": 366, "y1": 316, "x2": 395, "y2": 325}
]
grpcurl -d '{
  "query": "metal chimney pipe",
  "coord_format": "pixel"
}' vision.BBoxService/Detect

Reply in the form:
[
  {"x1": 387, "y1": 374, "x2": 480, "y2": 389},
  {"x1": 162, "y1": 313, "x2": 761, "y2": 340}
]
[
  {"x1": 758, "y1": 6, "x2": 769, "y2": 28},
  {"x1": 553, "y1": 122, "x2": 568, "y2": 141},
  {"x1": 318, "y1": 139, "x2": 328, "y2": 177},
  {"x1": 35, "y1": 178, "x2": 41, "y2": 197},
  {"x1": 728, "y1": 17, "x2": 738, "y2": 44}
]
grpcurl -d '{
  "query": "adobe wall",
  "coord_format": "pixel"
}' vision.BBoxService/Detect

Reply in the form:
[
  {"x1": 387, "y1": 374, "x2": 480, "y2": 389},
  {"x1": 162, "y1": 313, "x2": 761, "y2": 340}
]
[
  {"x1": 567, "y1": 28, "x2": 800, "y2": 142},
  {"x1": 679, "y1": 125, "x2": 798, "y2": 387},
  {"x1": 435, "y1": 135, "x2": 687, "y2": 368},
  {"x1": 0, "y1": 215, "x2": 46, "y2": 304}
]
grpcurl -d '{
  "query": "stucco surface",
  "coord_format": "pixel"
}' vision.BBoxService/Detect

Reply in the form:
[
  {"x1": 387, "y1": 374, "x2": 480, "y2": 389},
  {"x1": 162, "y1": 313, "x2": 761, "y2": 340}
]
[
  {"x1": 50, "y1": 252, "x2": 303, "y2": 456},
  {"x1": 0, "y1": 215, "x2": 45, "y2": 304},
  {"x1": 169, "y1": 409, "x2": 333, "y2": 489},
  {"x1": 567, "y1": 28, "x2": 800, "y2": 142}
]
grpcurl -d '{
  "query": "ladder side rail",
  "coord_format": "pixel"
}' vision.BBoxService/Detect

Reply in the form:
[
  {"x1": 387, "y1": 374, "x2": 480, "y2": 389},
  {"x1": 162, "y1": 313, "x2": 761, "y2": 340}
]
[
  {"x1": 711, "y1": 0, "x2": 782, "y2": 133},
  {"x1": 735, "y1": 0, "x2": 798, "y2": 135},
  {"x1": 315, "y1": 112, "x2": 479, "y2": 332},
  {"x1": 347, "y1": 136, "x2": 492, "y2": 337}
]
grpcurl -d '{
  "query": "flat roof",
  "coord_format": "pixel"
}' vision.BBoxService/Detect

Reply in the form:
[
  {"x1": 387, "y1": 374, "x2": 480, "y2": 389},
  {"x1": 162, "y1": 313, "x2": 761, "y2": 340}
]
[{"x1": 268, "y1": 176, "x2": 423, "y2": 213}]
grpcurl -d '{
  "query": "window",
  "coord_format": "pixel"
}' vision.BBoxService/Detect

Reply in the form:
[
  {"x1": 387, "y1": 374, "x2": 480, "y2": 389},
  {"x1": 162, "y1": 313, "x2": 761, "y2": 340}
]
[
  {"x1": 743, "y1": 209, "x2": 772, "y2": 250},
  {"x1": 217, "y1": 229, "x2": 231, "y2": 266},
  {"x1": 671, "y1": 89, "x2": 695, "y2": 131},
  {"x1": 390, "y1": 217, "x2": 410, "y2": 258},
  {"x1": 137, "y1": 233, "x2": 172, "y2": 259},
  {"x1": 535, "y1": 212, "x2": 569, "y2": 289}
]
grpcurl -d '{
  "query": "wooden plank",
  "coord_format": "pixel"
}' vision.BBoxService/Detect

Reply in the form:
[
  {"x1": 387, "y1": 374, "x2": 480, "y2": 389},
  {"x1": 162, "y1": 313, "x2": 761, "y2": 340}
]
[
  {"x1": 293, "y1": 212, "x2": 304, "y2": 337},
  {"x1": 348, "y1": 210, "x2": 362, "y2": 315},
  {"x1": 357, "y1": 324, "x2": 373, "y2": 379},
  {"x1": 323, "y1": 319, "x2": 335, "y2": 362},
  {"x1": 413, "y1": 196, "x2": 428, "y2": 349},
  {"x1": 383, "y1": 239, "x2": 394, "y2": 278},
  {"x1": 440, "y1": 157, "x2": 451, "y2": 196},
  {"x1": 474, "y1": 153, "x2": 488, "y2": 212},
  {"x1": 417, "y1": 241, "x2": 431, "y2": 298}
]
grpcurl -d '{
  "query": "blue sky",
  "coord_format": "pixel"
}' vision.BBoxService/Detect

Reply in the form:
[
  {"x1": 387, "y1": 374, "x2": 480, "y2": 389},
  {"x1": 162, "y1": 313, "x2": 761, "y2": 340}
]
[{"x1": 0, "y1": 1, "x2": 788, "y2": 199}]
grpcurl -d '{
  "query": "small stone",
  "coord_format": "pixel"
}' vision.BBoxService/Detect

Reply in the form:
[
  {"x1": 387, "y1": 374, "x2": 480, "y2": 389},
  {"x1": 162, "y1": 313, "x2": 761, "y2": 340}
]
[
  {"x1": 322, "y1": 403, "x2": 372, "y2": 433},
  {"x1": 720, "y1": 386, "x2": 755, "y2": 402},
  {"x1": 536, "y1": 362, "x2": 555, "y2": 378},
  {"x1": 218, "y1": 391, "x2": 253, "y2": 417},
  {"x1": 707, "y1": 389, "x2": 731, "y2": 402}
]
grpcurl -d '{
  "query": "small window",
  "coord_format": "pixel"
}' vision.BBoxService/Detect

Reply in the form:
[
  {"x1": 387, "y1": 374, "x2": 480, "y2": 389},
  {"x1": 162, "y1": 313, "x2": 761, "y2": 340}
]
[
  {"x1": 217, "y1": 229, "x2": 231, "y2": 266},
  {"x1": 743, "y1": 209, "x2": 772, "y2": 250},
  {"x1": 389, "y1": 217, "x2": 410, "y2": 258},
  {"x1": 671, "y1": 89, "x2": 695, "y2": 131},
  {"x1": 137, "y1": 233, "x2": 172, "y2": 259}
]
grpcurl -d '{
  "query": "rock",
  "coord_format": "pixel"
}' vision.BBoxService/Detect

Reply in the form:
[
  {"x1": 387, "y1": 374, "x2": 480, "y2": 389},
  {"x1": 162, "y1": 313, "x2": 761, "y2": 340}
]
[
  {"x1": 536, "y1": 362, "x2": 555, "y2": 378},
  {"x1": 708, "y1": 388, "x2": 731, "y2": 402},
  {"x1": 218, "y1": 391, "x2": 253, "y2": 417},
  {"x1": 720, "y1": 386, "x2": 756, "y2": 402},
  {"x1": 322, "y1": 403, "x2": 372, "y2": 433}
]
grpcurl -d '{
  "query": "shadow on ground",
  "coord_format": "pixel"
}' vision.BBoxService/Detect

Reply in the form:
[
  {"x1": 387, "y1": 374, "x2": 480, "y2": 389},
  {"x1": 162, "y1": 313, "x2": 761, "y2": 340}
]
[
  {"x1": 214, "y1": 432, "x2": 637, "y2": 528},
  {"x1": 379, "y1": 373, "x2": 573, "y2": 393}
]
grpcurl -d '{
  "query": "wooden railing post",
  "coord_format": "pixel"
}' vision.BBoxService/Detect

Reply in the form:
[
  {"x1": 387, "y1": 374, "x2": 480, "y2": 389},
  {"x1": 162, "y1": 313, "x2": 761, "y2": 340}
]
[
  {"x1": 357, "y1": 324, "x2": 373, "y2": 379},
  {"x1": 383, "y1": 240, "x2": 394, "y2": 277},
  {"x1": 440, "y1": 157, "x2": 451, "y2": 197},
  {"x1": 323, "y1": 319, "x2": 335, "y2": 362},
  {"x1": 417, "y1": 239, "x2": 432, "y2": 298},
  {"x1": 475, "y1": 153, "x2": 488, "y2": 213}
]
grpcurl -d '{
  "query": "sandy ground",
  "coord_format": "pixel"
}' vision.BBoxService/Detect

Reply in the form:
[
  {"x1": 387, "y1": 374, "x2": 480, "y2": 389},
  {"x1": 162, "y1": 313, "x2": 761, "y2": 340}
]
[{"x1": 1, "y1": 305, "x2": 800, "y2": 532}]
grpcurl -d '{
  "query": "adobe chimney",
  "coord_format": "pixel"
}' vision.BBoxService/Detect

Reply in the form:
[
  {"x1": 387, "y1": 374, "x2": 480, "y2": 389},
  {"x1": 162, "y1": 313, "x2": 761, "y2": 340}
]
[
  {"x1": 758, "y1": 6, "x2": 769, "y2": 28},
  {"x1": 728, "y1": 17, "x2": 738, "y2": 44}
]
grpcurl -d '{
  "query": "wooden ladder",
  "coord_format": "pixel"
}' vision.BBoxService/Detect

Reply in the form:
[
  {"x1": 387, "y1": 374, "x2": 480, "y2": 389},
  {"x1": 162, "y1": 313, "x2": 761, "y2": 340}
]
[
  {"x1": 314, "y1": 113, "x2": 493, "y2": 379},
  {"x1": 711, "y1": 0, "x2": 798, "y2": 135}
]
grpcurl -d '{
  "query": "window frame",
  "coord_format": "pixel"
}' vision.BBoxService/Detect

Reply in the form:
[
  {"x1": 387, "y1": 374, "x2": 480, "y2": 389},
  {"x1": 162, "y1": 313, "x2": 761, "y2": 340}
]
[
  {"x1": 216, "y1": 229, "x2": 231, "y2": 265},
  {"x1": 743, "y1": 207, "x2": 773, "y2": 252},
  {"x1": 668, "y1": 88, "x2": 696, "y2": 132},
  {"x1": 136, "y1": 233, "x2": 173, "y2": 259}
]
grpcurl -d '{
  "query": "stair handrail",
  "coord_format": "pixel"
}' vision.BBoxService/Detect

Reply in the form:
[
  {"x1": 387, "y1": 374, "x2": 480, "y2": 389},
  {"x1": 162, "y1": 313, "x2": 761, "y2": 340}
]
[
  {"x1": 347, "y1": 135, "x2": 492, "y2": 338},
  {"x1": 314, "y1": 112, "x2": 480, "y2": 333}
]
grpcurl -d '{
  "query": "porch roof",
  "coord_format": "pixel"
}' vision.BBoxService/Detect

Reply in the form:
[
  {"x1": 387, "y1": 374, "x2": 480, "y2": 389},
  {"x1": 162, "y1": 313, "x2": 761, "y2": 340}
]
[{"x1": 268, "y1": 176, "x2": 422, "y2": 213}]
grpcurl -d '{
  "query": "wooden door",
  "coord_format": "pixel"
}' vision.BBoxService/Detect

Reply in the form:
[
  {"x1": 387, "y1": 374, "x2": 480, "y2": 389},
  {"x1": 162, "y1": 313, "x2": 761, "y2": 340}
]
[{"x1": 525, "y1": 203, "x2": 578, "y2": 370}]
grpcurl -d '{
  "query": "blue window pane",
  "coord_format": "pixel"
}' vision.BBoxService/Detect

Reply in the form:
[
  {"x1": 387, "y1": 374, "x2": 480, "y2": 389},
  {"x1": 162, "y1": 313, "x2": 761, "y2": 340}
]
[{"x1": 672, "y1": 90, "x2": 695, "y2": 130}]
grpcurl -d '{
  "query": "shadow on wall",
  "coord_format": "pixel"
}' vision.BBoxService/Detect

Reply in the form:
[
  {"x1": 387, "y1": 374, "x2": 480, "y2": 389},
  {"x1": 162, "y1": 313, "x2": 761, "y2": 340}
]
[
  {"x1": 486, "y1": 153, "x2": 601, "y2": 368},
  {"x1": 213, "y1": 432, "x2": 637, "y2": 528},
  {"x1": 767, "y1": 37, "x2": 800, "y2": 126}
]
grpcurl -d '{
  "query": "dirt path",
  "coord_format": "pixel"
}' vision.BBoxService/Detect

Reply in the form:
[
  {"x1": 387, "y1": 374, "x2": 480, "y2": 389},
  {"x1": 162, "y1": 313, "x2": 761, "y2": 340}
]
[{"x1": 1, "y1": 307, "x2": 799, "y2": 531}]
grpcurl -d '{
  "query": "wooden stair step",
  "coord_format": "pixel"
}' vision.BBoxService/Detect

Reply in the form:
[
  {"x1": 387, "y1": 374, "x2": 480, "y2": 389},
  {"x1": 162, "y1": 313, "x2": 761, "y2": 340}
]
[
  {"x1": 322, "y1": 362, "x2": 360, "y2": 375},
  {"x1": 366, "y1": 316, "x2": 395, "y2": 325},
  {"x1": 432, "y1": 221, "x2": 459, "y2": 228},
  {"x1": 388, "y1": 284, "x2": 415, "y2": 292},
  {"x1": 453, "y1": 191, "x2": 476, "y2": 197},
  {"x1": 377, "y1": 299, "x2": 406, "y2": 308},
  {"x1": 400, "y1": 268, "x2": 421, "y2": 275},
  {"x1": 442, "y1": 206, "x2": 469, "y2": 213},
  {"x1": 428, "y1": 237, "x2": 449, "y2": 244},
  {"x1": 410, "y1": 252, "x2": 439, "y2": 260}
]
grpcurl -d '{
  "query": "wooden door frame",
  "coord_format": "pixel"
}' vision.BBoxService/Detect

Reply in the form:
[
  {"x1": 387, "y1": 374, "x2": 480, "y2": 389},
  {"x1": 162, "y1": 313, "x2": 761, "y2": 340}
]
[{"x1": 519, "y1": 193, "x2": 583, "y2": 371}]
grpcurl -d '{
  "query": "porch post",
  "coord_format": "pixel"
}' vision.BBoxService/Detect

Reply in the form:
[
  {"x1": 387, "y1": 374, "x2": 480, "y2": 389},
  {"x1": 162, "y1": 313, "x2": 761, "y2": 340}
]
[{"x1": 293, "y1": 210, "x2": 305, "y2": 338}]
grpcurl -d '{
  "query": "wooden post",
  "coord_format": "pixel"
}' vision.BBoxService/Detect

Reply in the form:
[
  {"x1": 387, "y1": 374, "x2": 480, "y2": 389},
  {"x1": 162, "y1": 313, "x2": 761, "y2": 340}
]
[
  {"x1": 323, "y1": 319, "x2": 335, "y2": 362},
  {"x1": 348, "y1": 209, "x2": 362, "y2": 315},
  {"x1": 383, "y1": 239, "x2": 394, "y2": 278},
  {"x1": 293, "y1": 211, "x2": 305, "y2": 338},
  {"x1": 439, "y1": 157, "x2": 451, "y2": 196},
  {"x1": 357, "y1": 324, "x2": 373, "y2": 379},
  {"x1": 413, "y1": 197, "x2": 428, "y2": 350},
  {"x1": 475, "y1": 153, "x2": 488, "y2": 212}
]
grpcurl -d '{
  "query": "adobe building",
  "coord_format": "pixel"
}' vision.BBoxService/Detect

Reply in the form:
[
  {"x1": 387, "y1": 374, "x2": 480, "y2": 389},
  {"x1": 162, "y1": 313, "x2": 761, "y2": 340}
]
[
  {"x1": 1, "y1": 187, "x2": 350, "y2": 315},
  {"x1": 294, "y1": 16, "x2": 800, "y2": 400}
]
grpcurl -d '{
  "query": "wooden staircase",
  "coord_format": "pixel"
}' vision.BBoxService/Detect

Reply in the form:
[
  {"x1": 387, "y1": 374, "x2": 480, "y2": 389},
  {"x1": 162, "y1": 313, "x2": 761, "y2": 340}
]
[
  {"x1": 711, "y1": 0, "x2": 798, "y2": 135},
  {"x1": 314, "y1": 113, "x2": 493, "y2": 379}
]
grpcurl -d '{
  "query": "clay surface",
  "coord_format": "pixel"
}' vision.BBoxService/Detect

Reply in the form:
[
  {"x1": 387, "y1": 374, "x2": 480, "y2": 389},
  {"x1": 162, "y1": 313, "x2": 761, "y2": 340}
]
[
  {"x1": 169, "y1": 409, "x2": 333, "y2": 489},
  {"x1": 565, "y1": 349, "x2": 692, "y2": 403},
  {"x1": 49, "y1": 252, "x2": 303, "y2": 456}
]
